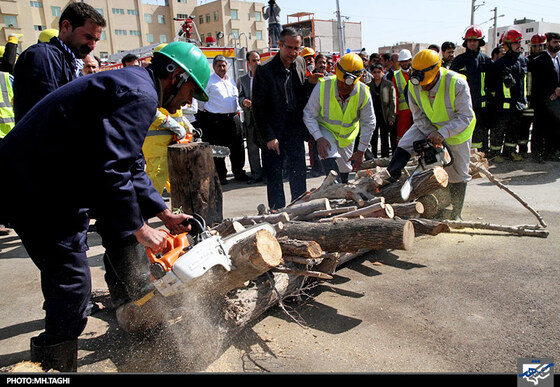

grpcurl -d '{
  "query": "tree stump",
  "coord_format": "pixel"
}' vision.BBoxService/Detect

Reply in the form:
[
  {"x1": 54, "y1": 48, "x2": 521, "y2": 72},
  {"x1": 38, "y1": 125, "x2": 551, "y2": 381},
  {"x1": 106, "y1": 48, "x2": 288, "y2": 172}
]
[{"x1": 168, "y1": 142, "x2": 223, "y2": 226}]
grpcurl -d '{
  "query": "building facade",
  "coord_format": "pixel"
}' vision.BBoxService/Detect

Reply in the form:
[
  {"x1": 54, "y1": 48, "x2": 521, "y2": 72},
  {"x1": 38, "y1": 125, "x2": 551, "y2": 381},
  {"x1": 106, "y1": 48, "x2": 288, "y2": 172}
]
[
  {"x1": 489, "y1": 18, "x2": 560, "y2": 53},
  {"x1": 0, "y1": 0, "x2": 267, "y2": 59}
]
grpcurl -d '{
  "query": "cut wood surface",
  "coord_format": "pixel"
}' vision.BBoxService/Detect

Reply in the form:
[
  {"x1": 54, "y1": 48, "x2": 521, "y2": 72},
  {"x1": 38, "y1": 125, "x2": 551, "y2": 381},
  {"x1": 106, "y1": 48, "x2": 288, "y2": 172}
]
[
  {"x1": 278, "y1": 218, "x2": 415, "y2": 252},
  {"x1": 276, "y1": 237, "x2": 323, "y2": 258},
  {"x1": 377, "y1": 166, "x2": 449, "y2": 204}
]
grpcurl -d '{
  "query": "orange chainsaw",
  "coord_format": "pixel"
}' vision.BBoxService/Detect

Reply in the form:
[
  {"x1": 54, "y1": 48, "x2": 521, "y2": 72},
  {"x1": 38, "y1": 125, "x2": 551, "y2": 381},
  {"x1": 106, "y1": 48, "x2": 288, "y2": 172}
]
[{"x1": 146, "y1": 215, "x2": 276, "y2": 297}]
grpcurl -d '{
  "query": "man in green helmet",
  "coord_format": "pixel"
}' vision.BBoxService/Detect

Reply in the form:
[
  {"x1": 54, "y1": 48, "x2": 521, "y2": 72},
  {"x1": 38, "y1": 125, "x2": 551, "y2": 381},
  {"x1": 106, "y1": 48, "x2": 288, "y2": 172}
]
[{"x1": 0, "y1": 41, "x2": 211, "y2": 371}]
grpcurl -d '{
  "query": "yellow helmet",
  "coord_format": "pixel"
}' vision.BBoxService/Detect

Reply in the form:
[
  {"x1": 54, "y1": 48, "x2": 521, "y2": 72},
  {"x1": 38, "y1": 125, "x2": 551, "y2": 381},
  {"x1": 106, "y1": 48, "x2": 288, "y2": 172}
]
[
  {"x1": 300, "y1": 47, "x2": 315, "y2": 58},
  {"x1": 410, "y1": 49, "x2": 441, "y2": 86},
  {"x1": 38, "y1": 29, "x2": 58, "y2": 43},
  {"x1": 154, "y1": 43, "x2": 168, "y2": 53},
  {"x1": 335, "y1": 53, "x2": 364, "y2": 85}
]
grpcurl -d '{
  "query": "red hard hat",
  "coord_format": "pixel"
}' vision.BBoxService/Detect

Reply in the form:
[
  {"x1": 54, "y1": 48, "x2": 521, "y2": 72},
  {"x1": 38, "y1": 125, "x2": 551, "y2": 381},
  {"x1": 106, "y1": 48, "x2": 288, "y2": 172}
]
[
  {"x1": 530, "y1": 33, "x2": 547, "y2": 45},
  {"x1": 462, "y1": 25, "x2": 486, "y2": 47},
  {"x1": 503, "y1": 29, "x2": 523, "y2": 44}
]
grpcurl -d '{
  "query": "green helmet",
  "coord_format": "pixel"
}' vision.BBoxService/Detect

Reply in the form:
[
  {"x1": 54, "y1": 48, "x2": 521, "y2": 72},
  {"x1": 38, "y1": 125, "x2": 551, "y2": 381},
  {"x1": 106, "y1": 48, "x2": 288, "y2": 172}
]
[{"x1": 154, "y1": 41, "x2": 211, "y2": 101}]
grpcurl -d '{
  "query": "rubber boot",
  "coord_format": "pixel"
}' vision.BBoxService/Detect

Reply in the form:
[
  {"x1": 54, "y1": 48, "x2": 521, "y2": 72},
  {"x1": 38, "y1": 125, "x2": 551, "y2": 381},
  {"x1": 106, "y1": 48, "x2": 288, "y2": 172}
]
[
  {"x1": 339, "y1": 172, "x2": 349, "y2": 184},
  {"x1": 30, "y1": 336, "x2": 78, "y2": 372},
  {"x1": 448, "y1": 182, "x2": 467, "y2": 220},
  {"x1": 387, "y1": 147, "x2": 412, "y2": 181}
]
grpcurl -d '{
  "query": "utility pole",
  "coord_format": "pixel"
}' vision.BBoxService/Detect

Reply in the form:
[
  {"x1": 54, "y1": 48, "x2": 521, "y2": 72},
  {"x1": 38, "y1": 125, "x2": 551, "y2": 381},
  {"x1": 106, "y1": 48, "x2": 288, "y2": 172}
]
[
  {"x1": 492, "y1": 7, "x2": 498, "y2": 49},
  {"x1": 471, "y1": 0, "x2": 485, "y2": 25},
  {"x1": 336, "y1": 0, "x2": 345, "y2": 54}
]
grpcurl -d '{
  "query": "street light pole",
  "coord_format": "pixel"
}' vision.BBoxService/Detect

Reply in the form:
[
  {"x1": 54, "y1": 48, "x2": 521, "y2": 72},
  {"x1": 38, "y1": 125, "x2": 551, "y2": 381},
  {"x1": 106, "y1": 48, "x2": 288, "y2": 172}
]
[{"x1": 336, "y1": 0, "x2": 345, "y2": 54}]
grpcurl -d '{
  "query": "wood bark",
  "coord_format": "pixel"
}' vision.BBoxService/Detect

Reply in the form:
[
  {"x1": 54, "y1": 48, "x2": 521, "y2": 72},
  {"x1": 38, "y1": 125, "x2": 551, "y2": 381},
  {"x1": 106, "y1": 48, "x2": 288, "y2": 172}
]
[
  {"x1": 409, "y1": 218, "x2": 451, "y2": 236},
  {"x1": 211, "y1": 219, "x2": 246, "y2": 237},
  {"x1": 276, "y1": 236, "x2": 323, "y2": 258},
  {"x1": 376, "y1": 166, "x2": 449, "y2": 204},
  {"x1": 168, "y1": 142, "x2": 223, "y2": 226},
  {"x1": 392, "y1": 202, "x2": 425, "y2": 218},
  {"x1": 282, "y1": 198, "x2": 331, "y2": 219},
  {"x1": 278, "y1": 218, "x2": 415, "y2": 252},
  {"x1": 417, "y1": 188, "x2": 451, "y2": 218},
  {"x1": 232, "y1": 212, "x2": 290, "y2": 226}
]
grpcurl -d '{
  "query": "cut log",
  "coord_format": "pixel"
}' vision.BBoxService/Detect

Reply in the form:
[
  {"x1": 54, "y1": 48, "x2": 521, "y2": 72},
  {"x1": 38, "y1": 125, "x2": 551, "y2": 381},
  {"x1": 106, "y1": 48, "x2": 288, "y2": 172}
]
[
  {"x1": 211, "y1": 219, "x2": 246, "y2": 237},
  {"x1": 232, "y1": 212, "x2": 290, "y2": 226},
  {"x1": 278, "y1": 218, "x2": 415, "y2": 252},
  {"x1": 302, "y1": 206, "x2": 358, "y2": 221},
  {"x1": 292, "y1": 171, "x2": 374, "y2": 206},
  {"x1": 318, "y1": 202, "x2": 394, "y2": 221},
  {"x1": 276, "y1": 236, "x2": 323, "y2": 258},
  {"x1": 376, "y1": 166, "x2": 449, "y2": 204},
  {"x1": 417, "y1": 188, "x2": 451, "y2": 218},
  {"x1": 409, "y1": 218, "x2": 451, "y2": 236},
  {"x1": 168, "y1": 142, "x2": 223, "y2": 226},
  {"x1": 392, "y1": 202, "x2": 425, "y2": 218},
  {"x1": 282, "y1": 198, "x2": 331, "y2": 218}
]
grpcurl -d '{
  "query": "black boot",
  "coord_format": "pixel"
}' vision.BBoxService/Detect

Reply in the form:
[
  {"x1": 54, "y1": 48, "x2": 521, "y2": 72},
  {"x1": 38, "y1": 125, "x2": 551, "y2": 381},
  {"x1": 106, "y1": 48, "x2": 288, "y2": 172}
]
[
  {"x1": 448, "y1": 182, "x2": 467, "y2": 220},
  {"x1": 321, "y1": 157, "x2": 339, "y2": 176},
  {"x1": 387, "y1": 147, "x2": 412, "y2": 181},
  {"x1": 30, "y1": 336, "x2": 78, "y2": 372}
]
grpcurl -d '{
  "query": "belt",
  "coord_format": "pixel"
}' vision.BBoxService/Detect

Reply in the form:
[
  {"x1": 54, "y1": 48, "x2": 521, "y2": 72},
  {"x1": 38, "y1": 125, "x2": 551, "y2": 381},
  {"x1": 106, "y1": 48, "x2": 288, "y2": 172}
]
[{"x1": 205, "y1": 111, "x2": 237, "y2": 118}]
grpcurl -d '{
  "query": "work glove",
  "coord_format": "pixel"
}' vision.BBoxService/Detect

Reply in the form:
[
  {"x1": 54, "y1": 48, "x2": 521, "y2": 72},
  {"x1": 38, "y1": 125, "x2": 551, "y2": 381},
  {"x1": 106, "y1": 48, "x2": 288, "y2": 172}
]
[{"x1": 160, "y1": 115, "x2": 186, "y2": 139}]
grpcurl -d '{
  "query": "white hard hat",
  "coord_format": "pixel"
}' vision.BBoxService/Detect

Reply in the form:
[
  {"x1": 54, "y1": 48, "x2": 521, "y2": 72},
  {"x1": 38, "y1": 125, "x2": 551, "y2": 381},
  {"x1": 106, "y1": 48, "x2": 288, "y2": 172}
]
[{"x1": 398, "y1": 49, "x2": 412, "y2": 61}]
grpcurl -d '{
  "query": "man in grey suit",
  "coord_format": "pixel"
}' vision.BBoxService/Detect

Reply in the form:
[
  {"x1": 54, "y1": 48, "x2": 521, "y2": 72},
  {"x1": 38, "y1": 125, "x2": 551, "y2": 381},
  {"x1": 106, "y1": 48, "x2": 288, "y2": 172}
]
[{"x1": 238, "y1": 50, "x2": 264, "y2": 184}]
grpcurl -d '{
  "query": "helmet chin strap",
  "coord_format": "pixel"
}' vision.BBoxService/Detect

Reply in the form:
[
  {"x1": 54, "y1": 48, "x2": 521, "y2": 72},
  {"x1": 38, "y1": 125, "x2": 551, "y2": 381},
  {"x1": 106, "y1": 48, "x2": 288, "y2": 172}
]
[{"x1": 162, "y1": 64, "x2": 190, "y2": 109}]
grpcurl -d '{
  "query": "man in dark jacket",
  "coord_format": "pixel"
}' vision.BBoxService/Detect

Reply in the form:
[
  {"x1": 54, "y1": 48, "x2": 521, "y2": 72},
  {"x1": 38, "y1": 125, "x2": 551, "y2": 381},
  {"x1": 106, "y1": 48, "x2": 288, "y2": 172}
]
[
  {"x1": 252, "y1": 27, "x2": 320, "y2": 210},
  {"x1": 13, "y1": 2, "x2": 106, "y2": 122},
  {"x1": 530, "y1": 32, "x2": 560, "y2": 160},
  {"x1": 0, "y1": 41, "x2": 211, "y2": 372},
  {"x1": 450, "y1": 25, "x2": 492, "y2": 153}
]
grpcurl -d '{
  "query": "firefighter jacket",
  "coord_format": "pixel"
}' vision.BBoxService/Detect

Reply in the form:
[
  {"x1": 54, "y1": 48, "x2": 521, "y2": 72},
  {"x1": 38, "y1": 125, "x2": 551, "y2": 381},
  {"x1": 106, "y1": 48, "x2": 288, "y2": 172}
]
[
  {"x1": 450, "y1": 48, "x2": 492, "y2": 109},
  {"x1": 0, "y1": 66, "x2": 167, "y2": 251},
  {"x1": 487, "y1": 51, "x2": 528, "y2": 111}
]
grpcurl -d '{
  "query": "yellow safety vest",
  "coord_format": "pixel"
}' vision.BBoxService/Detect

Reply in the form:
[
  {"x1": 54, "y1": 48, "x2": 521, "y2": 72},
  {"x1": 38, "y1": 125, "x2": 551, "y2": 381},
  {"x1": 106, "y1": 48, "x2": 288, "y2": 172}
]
[
  {"x1": 0, "y1": 72, "x2": 14, "y2": 139},
  {"x1": 142, "y1": 108, "x2": 186, "y2": 158},
  {"x1": 318, "y1": 75, "x2": 370, "y2": 148},
  {"x1": 393, "y1": 69, "x2": 410, "y2": 111},
  {"x1": 408, "y1": 68, "x2": 475, "y2": 146}
]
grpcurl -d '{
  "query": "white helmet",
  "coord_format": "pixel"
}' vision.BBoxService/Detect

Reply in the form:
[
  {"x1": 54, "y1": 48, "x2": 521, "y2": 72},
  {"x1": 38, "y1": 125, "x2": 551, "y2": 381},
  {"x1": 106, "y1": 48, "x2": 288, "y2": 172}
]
[{"x1": 398, "y1": 49, "x2": 412, "y2": 61}]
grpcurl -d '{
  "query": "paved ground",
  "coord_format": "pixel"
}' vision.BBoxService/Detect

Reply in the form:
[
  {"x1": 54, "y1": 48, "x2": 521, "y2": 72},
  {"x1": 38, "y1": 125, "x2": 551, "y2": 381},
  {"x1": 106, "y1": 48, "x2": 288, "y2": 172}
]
[{"x1": 0, "y1": 157, "x2": 558, "y2": 374}]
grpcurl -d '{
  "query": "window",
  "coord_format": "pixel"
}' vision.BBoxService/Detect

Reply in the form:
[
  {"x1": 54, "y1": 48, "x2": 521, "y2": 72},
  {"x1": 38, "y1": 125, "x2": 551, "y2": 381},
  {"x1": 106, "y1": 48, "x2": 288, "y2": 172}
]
[
  {"x1": 51, "y1": 6, "x2": 62, "y2": 17},
  {"x1": 232, "y1": 29, "x2": 239, "y2": 39},
  {"x1": 526, "y1": 27, "x2": 534, "y2": 33},
  {"x1": 248, "y1": 12, "x2": 251, "y2": 21},
  {"x1": 231, "y1": 10, "x2": 238, "y2": 20},
  {"x1": 112, "y1": 8, "x2": 124, "y2": 15},
  {"x1": 101, "y1": 31, "x2": 106, "y2": 40},
  {"x1": 158, "y1": 14, "x2": 165, "y2": 24},
  {"x1": 159, "y1": 34, "x2": 168, "y2": 43},
  {"x1": 177, "y1": 14, "x2": 189, "y2": 19},
  {"x1": 30, "y1": 1, "x2": 42, "y2": 7},
  {"x1": 4, "y1": 16, "x2": 18, "y2": 28},
  {"x1": 145, "y1": 14, "x2": 152, "y2": 23},
  {"x1": 206, "y1": 14, "x2": 210, "y2": 23},
  {"x1": 199, "y1": 15, "x2": 203, "y2": 24},
  {"x1": 34, "y1": 25, "x2": 47, "y2": 31},
  {"x1": 256, "y1": 30, "x2": 263, "y2": 40},
  {"x1": 255, "y1": 12, "x2": 261, "y2": 21},
  {"x1": 129, "y1": 30, "x2": 141, "y2": 36},
  {"x1": 100, "y1": 51, "x2": 109, "y2": 59},
  {"x1": 147, "y1": 33, "x2": 154, "y2": 43},
  {"x1": 177, "y1": 0, "x2": 186, "y2": 3},
  {"x1": 214, "y1": 11, "x2": 219, "y2": 21},
  {"x1": 127, "y1": 10, "x2": 139, "y2": 16},
  {"x1": 95, "y1": 8, "x2": 104, "y2": 16},
  {"x1": 114, "y1": 29, "x2": 127, "y2": 35}
]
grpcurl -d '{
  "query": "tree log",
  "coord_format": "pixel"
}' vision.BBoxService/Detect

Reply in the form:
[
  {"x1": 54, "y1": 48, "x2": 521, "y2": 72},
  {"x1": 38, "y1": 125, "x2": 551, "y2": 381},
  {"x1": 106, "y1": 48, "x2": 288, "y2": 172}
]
[
  {"x1": 232, "y1": 212, "x2": 290, "y2": 226},
  {"x1": 168, "y1": 142, "x2": 223, "y2": 226},
  {"x1": 282, "y1": 198, "x2": 331, "y2": 219},
  {"x1": 442, "y1": 220, "x2": 549, "y2": 238},
  {"x1": 302, "y1": 206, "x2": 358, "y2": 221},
  {"x1": 278, "y1": 218, "x2": 415, "y2": 252},
  {"x1": 417, "y1": 188, "x2": 451, "y2": 218},
  {"x1": 211, "y1": 219, "x2": 246, "y2": 237},
  {"x1": 276, "y1": 236, "x2": 323, "y2": 258},
  {"x1": 409, "y1": 218, "x2": 451, "y2": 236},
  {"x1": 392, "y1": 202, "x2": 425, "y2": 218},
  {"x1": 376, "y1": 166, "x2": 449, "y2": 204},
  {"x1": 318, "y1": 202, "x2": 394, "y2": 221}
]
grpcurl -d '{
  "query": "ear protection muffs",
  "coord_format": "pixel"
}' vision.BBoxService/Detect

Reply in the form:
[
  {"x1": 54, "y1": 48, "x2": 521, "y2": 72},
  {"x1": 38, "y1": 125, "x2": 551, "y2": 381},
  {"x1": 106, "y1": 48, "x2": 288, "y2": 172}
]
[{"x1": 162, "y1": 62, "x2": 191, "y2": 108}]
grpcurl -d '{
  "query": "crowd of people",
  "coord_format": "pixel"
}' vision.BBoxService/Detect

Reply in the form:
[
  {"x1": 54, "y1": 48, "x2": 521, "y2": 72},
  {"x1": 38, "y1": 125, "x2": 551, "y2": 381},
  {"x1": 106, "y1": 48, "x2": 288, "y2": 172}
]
[{"x1": 0, "y1": 0, "x2": 558, "y2": 372}]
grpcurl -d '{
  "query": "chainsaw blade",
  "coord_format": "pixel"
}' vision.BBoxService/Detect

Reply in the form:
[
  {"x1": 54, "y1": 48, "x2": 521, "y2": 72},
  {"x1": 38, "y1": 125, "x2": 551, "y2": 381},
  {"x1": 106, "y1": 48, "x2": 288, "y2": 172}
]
[
  {"x1": 212, "y1": 145, "x2": 230, "y2": 158},
  {"x1": 400, "y1": 167, "x2": 421, "y2": 201}
]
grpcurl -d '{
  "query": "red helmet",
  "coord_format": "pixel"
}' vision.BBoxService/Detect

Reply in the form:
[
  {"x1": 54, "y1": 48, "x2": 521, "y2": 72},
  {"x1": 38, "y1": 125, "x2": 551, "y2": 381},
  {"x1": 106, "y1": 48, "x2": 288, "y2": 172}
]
[
  {"x1": 502, "y1": 29, "x2": 523, "y2": 44},
  {"x1": 530, "y1": 33, "x2": 547, "y2": 45},
  {"x1": 462, "y1": 25, "x2": 486, "y2": 47}
]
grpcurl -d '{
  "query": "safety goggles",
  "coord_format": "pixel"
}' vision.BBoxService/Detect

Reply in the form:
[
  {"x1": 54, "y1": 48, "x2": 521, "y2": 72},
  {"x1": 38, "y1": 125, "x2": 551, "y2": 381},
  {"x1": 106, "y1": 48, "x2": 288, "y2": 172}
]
[
  {"x1": 337, "y1": 62, "x2": 364, "y2": 85},
  {"x1": 410, "y1": 61, "x2": 439, "y2": 86}
]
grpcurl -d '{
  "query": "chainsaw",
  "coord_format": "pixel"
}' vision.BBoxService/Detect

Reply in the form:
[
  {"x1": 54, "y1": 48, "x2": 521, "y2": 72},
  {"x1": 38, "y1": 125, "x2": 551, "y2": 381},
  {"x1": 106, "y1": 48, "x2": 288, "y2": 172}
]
[
  {"x1": 173, "y1": 126, "x2": 230, "y2": 158},
  {"x1": 146, "y1": 214, "x2": 275, "y2": 297},
  {"x1": 400, "y1": 139, "x2": 454, "y2": 200}
]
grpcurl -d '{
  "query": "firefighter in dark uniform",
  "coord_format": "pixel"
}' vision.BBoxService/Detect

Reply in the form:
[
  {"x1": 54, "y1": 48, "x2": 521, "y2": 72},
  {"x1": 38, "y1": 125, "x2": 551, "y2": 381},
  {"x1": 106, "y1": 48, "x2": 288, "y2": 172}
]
[{"x1": 0, "y1": 41, "x2": 211, "y2": 372}]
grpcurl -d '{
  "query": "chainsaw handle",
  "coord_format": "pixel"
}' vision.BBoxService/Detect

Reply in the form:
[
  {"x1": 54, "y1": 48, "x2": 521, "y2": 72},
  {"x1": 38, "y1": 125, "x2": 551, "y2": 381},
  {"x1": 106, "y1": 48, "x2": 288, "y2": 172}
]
[
  {"x1": 181, "y1": 213, "x2": 206, "y2": 237},
  {"x1": 441, "y1": 140, "x2": 454, "y2": 168},
  {"x1": 146, "y1": 230, "x2": 192, "y2": 272}
]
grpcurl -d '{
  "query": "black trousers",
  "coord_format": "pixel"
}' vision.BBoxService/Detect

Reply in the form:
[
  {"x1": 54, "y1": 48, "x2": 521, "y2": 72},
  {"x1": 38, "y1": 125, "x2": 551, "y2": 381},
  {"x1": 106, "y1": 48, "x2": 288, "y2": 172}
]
[
  {"x1": 261, "y1": 137, "x2": 307, "y2": 210},
  {"x1": 199, "y1": 111, "x2": 246, "y2": 180}
]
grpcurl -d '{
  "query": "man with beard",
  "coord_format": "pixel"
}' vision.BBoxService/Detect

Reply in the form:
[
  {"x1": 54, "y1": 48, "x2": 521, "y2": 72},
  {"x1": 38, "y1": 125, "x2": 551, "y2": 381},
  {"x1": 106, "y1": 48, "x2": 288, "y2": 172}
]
[
  {"x1": 487, "y1": 28, "x2": 529, "y2": 162},
  {"x1": 450, "y1": 25, "x2": 492, "y2": 153},
  {"x1": 13, "y1": 2, "x2": 106, "y2": 122}
]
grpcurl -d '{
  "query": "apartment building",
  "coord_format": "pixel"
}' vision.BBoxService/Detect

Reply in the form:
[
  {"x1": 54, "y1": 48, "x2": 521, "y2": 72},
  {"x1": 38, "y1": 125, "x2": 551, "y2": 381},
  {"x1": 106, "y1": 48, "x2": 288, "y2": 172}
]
[
  {"x1": 489, "y1": 18, "x2": 560, "y2": 53},
  {"x1": 0, "y1": 0, "x2": 266, "y2": 59}
]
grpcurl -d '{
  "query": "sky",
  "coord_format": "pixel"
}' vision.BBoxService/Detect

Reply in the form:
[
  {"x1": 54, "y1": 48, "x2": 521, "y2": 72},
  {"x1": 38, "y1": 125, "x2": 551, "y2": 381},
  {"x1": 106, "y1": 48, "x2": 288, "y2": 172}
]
[{"x1": 257, "y1": 0, "x2": 560, "y2": 52}]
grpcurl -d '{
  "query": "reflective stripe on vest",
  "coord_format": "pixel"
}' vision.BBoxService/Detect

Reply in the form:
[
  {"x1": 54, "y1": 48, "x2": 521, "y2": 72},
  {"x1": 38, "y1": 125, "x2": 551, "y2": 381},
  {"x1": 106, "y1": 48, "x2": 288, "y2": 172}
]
[
  {"x1": 480, "y1": 72, "x2": 486, "y2": 108},
  {"x1": 146, "y1": 129, "x2": 175, "y2": 137},
  {"x1": 0, "y1": 72, "x2": 14, "y2": 139},
  {"x1": 502, "y1": 82, "x2": 511, "y2": 109},
  {"x1": 409, "y1": 68, "x2": 475, "y2": 146},
  {"x1": 394, "y1": 69, "x2": 409, "y2": 111},
  {"x1": 318, "y1": 75, "x2": 370, "y2": 148}
]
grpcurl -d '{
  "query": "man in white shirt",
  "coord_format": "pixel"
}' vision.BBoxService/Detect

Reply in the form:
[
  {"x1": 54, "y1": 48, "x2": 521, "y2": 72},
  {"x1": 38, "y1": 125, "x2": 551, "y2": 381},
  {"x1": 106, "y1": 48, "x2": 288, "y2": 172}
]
[{"x1": 198, "y1": 55, "x2": 249, "y2": 184}]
